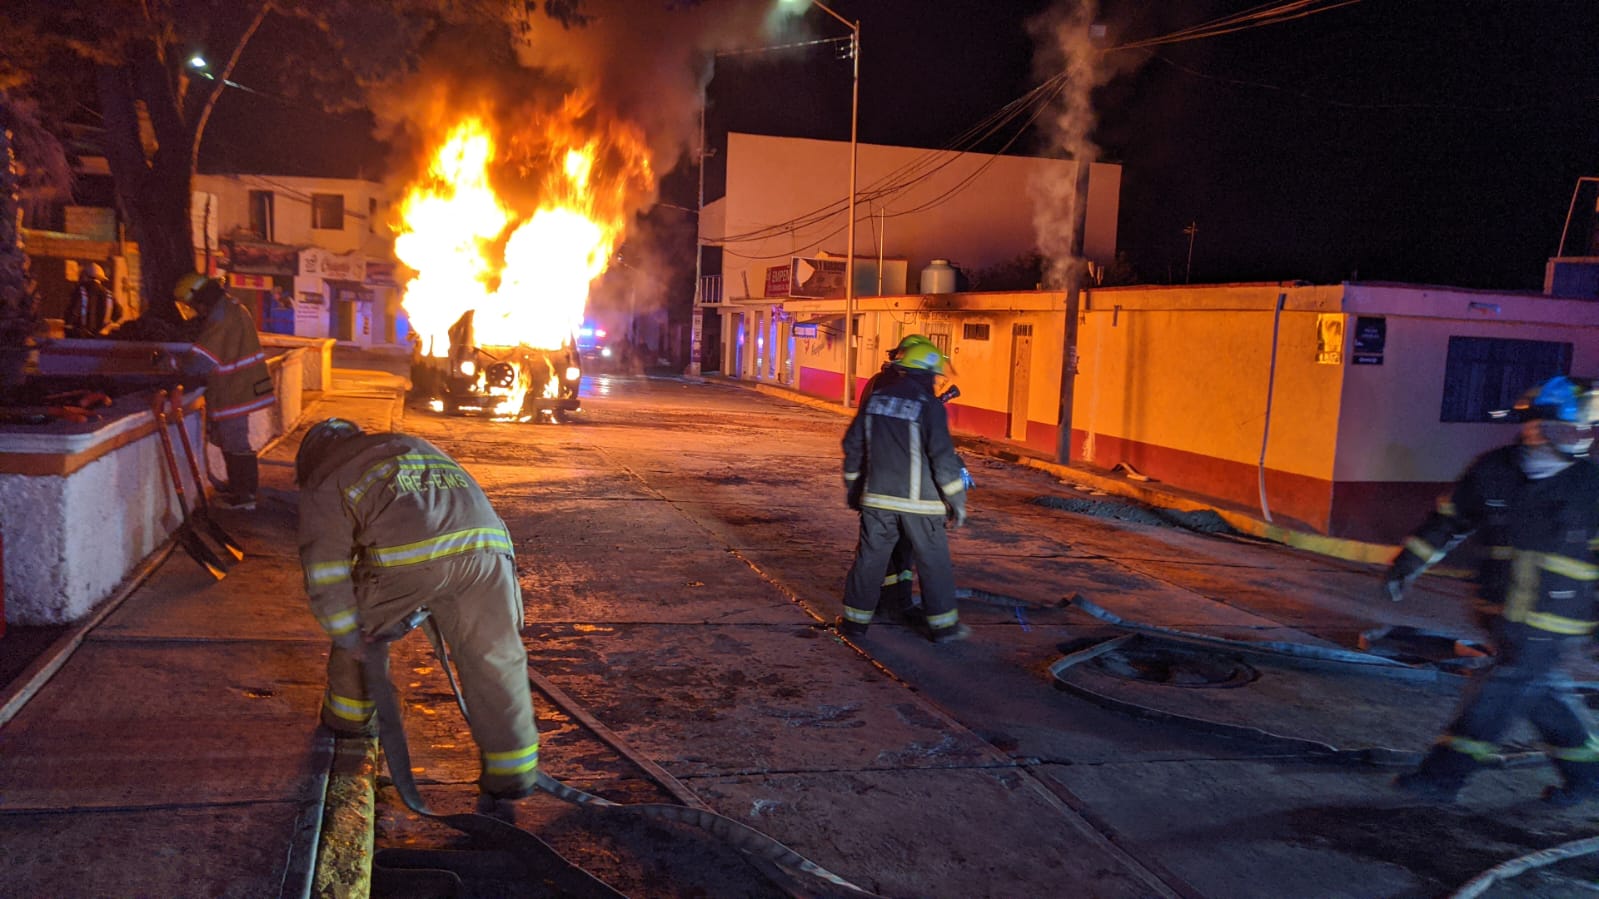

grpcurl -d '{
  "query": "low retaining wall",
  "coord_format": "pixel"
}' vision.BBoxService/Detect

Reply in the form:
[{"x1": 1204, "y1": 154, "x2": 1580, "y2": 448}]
[{"x1": 3, "y1": 344, "x2": 310, "y2": 626}]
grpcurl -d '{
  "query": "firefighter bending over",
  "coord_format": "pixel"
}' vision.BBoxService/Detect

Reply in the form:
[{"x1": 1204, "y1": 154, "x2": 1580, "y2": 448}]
[
  {"x1": 295, "y1": 419, "x2": 542, "y2": 805},
  {"x1": 1387, "y1": 376, "x2": 1599, "y2": 805},
  {"x1": 840, "y1": 342, "x2": 970, "y2": 643}
]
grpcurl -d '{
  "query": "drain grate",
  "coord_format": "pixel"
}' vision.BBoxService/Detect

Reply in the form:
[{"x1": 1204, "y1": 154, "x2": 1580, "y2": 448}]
[{"x1": 1089, "y1": 644, "x2": 1258, "y2": 688}]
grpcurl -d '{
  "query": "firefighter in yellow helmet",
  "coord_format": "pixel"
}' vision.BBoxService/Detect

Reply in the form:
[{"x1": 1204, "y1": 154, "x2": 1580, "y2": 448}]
[
  {"x1": 172, "y1": 272, "x2": 274, "y2": 509},
  {"x1": 841, "y1": 341, "x2": 970, "y2": 642},
  {"x1": 857, "y1": 334, "x2": 941, "y2": 621},
  {"x1": 295, "y1": 419, "x2": 542, "y2": 803}
]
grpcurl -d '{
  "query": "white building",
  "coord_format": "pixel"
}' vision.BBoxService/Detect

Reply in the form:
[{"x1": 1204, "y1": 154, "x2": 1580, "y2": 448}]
[{"x1": 193, "y1": 173, "x2": 403, "y2": 347}]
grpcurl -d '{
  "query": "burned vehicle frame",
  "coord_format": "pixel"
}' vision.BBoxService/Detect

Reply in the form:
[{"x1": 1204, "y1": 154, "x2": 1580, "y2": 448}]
[{"x1": 410, "y1": 311, "x2": 582, "y2": 422}]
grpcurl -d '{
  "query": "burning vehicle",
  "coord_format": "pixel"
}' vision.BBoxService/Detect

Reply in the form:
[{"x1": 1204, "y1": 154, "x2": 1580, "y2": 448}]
[
  {"x1": 393, "y1": 109, "x2": 651, "y2": 425},
  {"x1": 411, "y1": 310, "x2": 581, "y2": 422}
]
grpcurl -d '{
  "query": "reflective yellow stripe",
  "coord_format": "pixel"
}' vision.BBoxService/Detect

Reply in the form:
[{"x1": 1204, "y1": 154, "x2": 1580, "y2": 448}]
[
  {"x1": 1441, "y1": 735, "x2": 1500, "y2": 761},
  {"x1": 861, "y1": 493, "x2": 947, "y2": 515},
  {"x1": 1487, "y1": 545, "x2": 1514, "y2": 561},
  {"x1": 1550, "y1": 736, "x2": 1599, "y2": 763},
  {"x1": 843, "y1": 472, "x2": 860, "y2": 482},
  {"x1": 925, "y1": 609, "x2": 959, "y2": 629},
  {"x1": 1436, "y1": 498, "x2": 1456, "y2": 517},
  {"x1": 939, "y1": 478, "x2": 965, "y2": 497},
  {"x1": 346, "y1": 459, "x2": 398, "y2": 505},
  {"x1": 1404, "y1": 537, "x2": 1441, "y2": 563},
  {"x1": 483, "y1": 742, "x2": 540, "y2": 775},
  {"x1": 842, "y1": 605, "x2": 874, "y2": 624},
  {"x1": 880, "y1": 573, "x2": 900, "y2": 587},
  {"x1": 1518, "y1": 611, "x2": 1598, "y2": 636},
  {"x1": 368, "y1": 527, "x2": 514, "y2": 567},
  {"x1": 308, "y1": 560, "x2": 352, "y2": 587},
  {"x1": 324, "y1": 691, "x2": 374, "y2": 723},
  {"x1": 897, "y1": 570, "x2": 913, "y2": 583},
  {"x1": 1542, "y1": 553, "x2": 1599, "y2": 581},
  {"x1": 318, "y1": 607, "x2": 359, "y2": 637},
  {"x1": 1504, "y1": 552, "x2": 1540, "y2": 624}
]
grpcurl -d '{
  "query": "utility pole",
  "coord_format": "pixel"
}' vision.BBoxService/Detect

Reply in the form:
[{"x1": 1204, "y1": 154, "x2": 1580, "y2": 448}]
[
  {"x1": 1183, "y1": 221, "x2": 1198, "y2": 284},
  {"x1": 688, "y1": 104, "x2": 707, "y2": 376},
  {"x1": 1054, "y1": 159, "x2": 1092, "y2": 465}
]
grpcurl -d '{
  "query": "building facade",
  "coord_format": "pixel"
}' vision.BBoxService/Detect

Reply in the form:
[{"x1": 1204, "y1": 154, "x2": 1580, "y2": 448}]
[{"x1": 193, "y1": 173, "x2": 404, "y2": 347}]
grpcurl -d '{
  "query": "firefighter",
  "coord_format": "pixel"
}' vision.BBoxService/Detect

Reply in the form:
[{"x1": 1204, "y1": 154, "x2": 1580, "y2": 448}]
[
  {"x1": 1387, "y1": 375, "x2": 1599, "y2": 804},
  {"x1": 65, "y1": 263, "x2": 121, "y2": 337},
  {"x1": 841, "y1": 341, "x2": 970, "y2": 643},
  {"x1": 172, "y1": 272, "x2": 275, "y2": 510},
  {"x1": 859, "y1": 334, "x2": 938, "y2": 621},
  {"x1": 295, "y1": 418, "x2": 542, "y2": 805}
]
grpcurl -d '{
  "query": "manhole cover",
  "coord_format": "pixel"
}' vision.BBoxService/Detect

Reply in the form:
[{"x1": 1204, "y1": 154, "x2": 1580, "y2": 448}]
[{"x1": 1089, "y1": 645, "x2": 1258, "y2": 688}]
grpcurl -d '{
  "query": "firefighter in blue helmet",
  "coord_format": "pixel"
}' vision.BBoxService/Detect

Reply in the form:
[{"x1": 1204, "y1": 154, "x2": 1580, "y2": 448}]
[
  {"x1": 295, "y1": 418, "x2": 541, "y2": 806},
  {"x1": 1388, "y1": 376, "x2": 1599, "y2": 804},
  {"x1": 841, "y1": 342, "x2": 970, "y2": 643}
]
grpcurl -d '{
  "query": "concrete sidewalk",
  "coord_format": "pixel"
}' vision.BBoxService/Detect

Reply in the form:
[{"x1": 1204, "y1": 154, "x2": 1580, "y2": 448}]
[{"x1": 0, "y1": 371, "x2": 405, "y2": 899}]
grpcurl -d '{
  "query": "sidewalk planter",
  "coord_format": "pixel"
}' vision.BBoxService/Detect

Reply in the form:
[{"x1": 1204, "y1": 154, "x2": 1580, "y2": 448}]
[{"x1": 1, "y1": 342, "x2": 310, "y2": 626}]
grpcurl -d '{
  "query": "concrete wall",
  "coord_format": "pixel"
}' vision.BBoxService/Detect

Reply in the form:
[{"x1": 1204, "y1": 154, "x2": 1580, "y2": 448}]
[
  {"x1": 710, "y1": 133, "x2": 1120, "y2": 303},
  {"x1": 4, "y1": 349, "x2": 310, "y2": 625},
  {"x1": 773, "y1": 281, "x2": 1599, "y2": 541}
]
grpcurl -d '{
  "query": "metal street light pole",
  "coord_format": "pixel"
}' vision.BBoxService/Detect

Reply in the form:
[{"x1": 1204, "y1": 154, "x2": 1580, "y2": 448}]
[{"x1": 808, "y1": 0, "x2": 860, "y2": 408}]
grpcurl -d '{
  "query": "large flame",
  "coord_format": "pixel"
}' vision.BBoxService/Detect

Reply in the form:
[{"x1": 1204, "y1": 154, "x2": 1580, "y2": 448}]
[{"x1": 395, "y1": 102, "x2": 648, "y2": 358}]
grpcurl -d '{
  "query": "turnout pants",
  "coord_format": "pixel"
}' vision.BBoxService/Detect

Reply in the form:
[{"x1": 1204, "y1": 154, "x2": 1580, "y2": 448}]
[
  {"x1": 1414, "y1": 620, "x2": 1599, "y2": 791},
  {"x1": 322, "y1": 550, "x2": 542, "y2": 798},
  {"x1": 843, "y1": 508, "x2": 959, "y2": 631}
]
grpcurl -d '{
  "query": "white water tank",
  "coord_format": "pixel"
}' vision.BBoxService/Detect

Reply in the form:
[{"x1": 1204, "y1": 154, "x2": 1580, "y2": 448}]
[{"x1": 921, "y1": 259, "x2": 956, "y2": 294}]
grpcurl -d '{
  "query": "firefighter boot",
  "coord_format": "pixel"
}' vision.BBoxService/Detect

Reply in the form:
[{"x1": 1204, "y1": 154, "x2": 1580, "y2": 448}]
[
  {"x1": 835, "y1": 615, "x2": 870, "y2": 638},
  {"x1": 219, "y1": 452, "x2": 259, "y2": 509},
  {"x1": 1544, "y1": 754, "x2": 1599, "y2": 807},
  {"x1": 930, "y1": 622, "x2": 972, "y2": 644},
  {"x1": 1392, "y1": 743, "x2": 1481, "y2": 802}
]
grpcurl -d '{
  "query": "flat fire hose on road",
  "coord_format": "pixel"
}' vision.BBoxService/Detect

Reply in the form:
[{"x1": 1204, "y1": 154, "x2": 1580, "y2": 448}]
[{"x1": 362, "y1": 626, "x2": 885, "y2": 899}]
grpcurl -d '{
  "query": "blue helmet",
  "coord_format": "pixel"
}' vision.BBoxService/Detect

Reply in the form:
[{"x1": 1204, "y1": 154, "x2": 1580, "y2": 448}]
[{"x1": 1515, "y1": 376, "x2": 1595, "y2": 457}]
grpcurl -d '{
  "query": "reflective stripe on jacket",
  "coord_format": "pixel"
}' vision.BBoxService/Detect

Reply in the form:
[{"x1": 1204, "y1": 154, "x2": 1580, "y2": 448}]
[
  {"x1": 1389, "y1": 444, "x2": 1599, "y2": 636},
  {"x1": 842, "y1": 367, "x2": 965, "y2": 517},
  {"x1": 191, "y1": 296, "x2": 274, "y2": 420},
  {"x1": 298, "y1": 433, "x2": 515, "y2": 640}
]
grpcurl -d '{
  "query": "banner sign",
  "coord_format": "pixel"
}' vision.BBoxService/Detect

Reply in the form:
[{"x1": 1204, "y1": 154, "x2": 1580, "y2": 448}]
[
  {"x1": 765, "y1": 265, "x2": 791, "y2": 298},
  {"x1": 789, "y1": 257, "x2": 848, "y2": 299},
  {"x1": 223, "y1": 240, "x2": 300, "y2": 276},
  {"x1": 300, "y1": 247, "x2": 367, "y2": 283}
]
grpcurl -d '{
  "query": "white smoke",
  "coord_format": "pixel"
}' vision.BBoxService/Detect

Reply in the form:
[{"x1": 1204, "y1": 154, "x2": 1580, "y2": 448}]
[{"x1": 1029, "y1": 1, "x2": 1115, "y2": 290}]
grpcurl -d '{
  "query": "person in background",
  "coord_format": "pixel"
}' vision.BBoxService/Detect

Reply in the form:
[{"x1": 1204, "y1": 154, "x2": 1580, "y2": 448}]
[
  {"x1": 65, "y1": 263, "x2": 121, "y2": 337},
  {"x1": 294, "y1": 418, "x2": 542, "y2": 814},
  {"x1": 840, "y1": 341, "x2": 970, "y2": 643},
  {"x1": 1386, "y1": 375, "x2": 1599, "y2": 805},
  {"x1": 172, "y1": 272, "x2": 275, "y2": 510}
]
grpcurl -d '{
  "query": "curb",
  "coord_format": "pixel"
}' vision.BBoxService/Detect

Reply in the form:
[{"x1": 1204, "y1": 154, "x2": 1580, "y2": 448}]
[{"x1": 747, "y1": 381, "x2": 1399, "y2": 566}]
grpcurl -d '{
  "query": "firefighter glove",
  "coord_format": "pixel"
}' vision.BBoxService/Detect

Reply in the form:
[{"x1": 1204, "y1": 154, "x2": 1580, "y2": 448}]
[{"x1": 946, "y1": 494, "x2": 968, "y2": 528}]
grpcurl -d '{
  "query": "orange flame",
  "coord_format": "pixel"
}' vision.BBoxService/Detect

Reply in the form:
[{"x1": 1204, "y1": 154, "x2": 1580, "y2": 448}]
[{"x1": 395, "y1": 95, "x2": 652, "y2": 359}]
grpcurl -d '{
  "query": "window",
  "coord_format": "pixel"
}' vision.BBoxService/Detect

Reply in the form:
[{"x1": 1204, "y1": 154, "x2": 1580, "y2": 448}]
[
  {"x1": 963, "y1": 322, "x2": 991, "y2": 341},
  {"x1": 247, "y1": 190, "x2": 274, "y2": 241},
  {"x1": 311, "y1": 193, "x2": 345, "y2": 230},
  {"x1": 368, "y1": 197, "x2": 378, "y2": 234},
  {"x1": 1440, "y1": 336, "x2": 1571, "y2": 422}
]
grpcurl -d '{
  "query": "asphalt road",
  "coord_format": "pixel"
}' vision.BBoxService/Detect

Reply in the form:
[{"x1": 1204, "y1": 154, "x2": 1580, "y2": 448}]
[{"x1": 359, "y1": 372, "x2": 1599, "y2": 899}]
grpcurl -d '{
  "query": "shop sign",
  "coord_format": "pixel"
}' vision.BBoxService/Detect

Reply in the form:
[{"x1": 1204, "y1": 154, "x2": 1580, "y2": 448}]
[{"x1": 300, "y1": 247, "x2": 367, "y2": 282}]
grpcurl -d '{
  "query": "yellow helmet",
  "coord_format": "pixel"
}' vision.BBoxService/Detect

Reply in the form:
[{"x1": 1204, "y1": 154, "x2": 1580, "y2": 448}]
[
  {"x1": 894, "y1": 342, "x2": 946, "y2": 374},
  {"x1": 172, "y1": 271, "x2": 213, "y2": 303}
]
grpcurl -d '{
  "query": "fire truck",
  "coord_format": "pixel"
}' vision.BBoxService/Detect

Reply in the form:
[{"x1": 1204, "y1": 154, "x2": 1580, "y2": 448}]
[{"x1": 411, "y1": 310, "x2": 582, "y2": 422}]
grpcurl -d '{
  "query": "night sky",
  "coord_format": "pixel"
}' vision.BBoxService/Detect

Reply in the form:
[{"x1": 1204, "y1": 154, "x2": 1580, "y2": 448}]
[{"x1": 201, "y1": 0, "x2": 1599, "y2": 294}]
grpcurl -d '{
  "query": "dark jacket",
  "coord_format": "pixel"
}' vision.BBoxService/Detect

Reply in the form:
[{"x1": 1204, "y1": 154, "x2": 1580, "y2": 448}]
[
  {"x1": 1389, "y1": 444, "x2": 1599, "y2": 635},
  {"x1": 843, "y1": 367, "x2": 965, "y2": 517}
]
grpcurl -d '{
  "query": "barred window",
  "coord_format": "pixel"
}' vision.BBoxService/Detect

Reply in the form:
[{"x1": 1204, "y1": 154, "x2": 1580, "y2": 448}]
[{"x1": 963, "y1": 322, "x2": 991, "y2": 341}]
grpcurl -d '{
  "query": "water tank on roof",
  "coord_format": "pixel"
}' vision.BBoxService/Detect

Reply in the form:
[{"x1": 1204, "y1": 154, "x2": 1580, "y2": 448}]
[{"x1": 921, "y1": 259, "x2": 956, "y2": 294}]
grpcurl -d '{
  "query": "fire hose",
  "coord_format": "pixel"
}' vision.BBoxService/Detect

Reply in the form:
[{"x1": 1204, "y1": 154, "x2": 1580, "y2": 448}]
[{"x1": 361, "y1": 617, "x2": 885, "y2": 898}]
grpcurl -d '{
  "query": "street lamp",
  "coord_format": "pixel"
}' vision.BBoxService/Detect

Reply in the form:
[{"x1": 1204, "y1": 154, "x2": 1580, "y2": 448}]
[{"x1": 786, "y1": 0, "x2": 860, "y2": 407}]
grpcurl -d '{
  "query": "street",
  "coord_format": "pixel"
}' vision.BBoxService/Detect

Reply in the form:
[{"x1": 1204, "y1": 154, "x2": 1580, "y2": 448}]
[{"x1": 347, "y1": 372, "x2": 1599, "y2": 899}]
